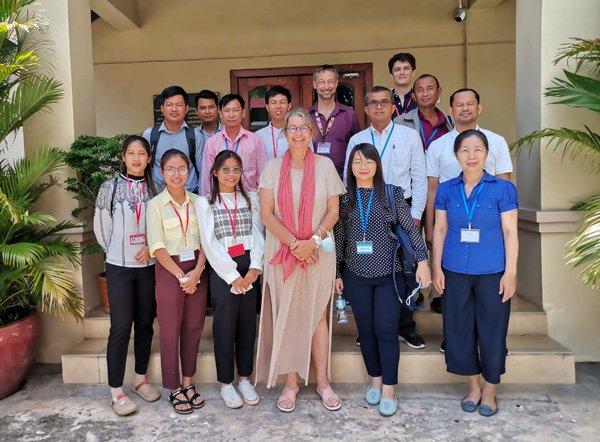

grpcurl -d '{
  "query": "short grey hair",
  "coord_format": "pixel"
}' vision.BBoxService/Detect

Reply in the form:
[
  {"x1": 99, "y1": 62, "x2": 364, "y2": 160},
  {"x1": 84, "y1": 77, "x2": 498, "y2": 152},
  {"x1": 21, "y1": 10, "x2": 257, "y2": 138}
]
[
  {"x1": 365, "y1": 86, "x2": 393, "y2": 103},
  {"x1": 313, "y1": 64, "x2": 339, "y2": 81},
  {"x1": 284, "y1": 108, "x2": 315, "y2": 133}
]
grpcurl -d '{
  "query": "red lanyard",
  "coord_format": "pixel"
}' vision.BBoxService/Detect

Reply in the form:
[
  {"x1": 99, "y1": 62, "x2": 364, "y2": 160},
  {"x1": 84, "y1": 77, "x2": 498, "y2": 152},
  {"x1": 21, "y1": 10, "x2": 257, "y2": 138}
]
[
  {"x1": 395, "y1": 96, "x2": 413, "y2": 115},
  {"x1": 125, "y1": 175, "x2": 146, "y2": 229},
  {"x1": 270, "y1": 124, "x2": 278, "y2": 158},
  {"x1": 170, "y1": 201, "x2": 190, "y2": 247},
  {"x1": 218, "y1": 192, "x2": 238, "y2": 240},
  {"x1": 314, "y1": 111, "x2": 336, "y2": 142}
]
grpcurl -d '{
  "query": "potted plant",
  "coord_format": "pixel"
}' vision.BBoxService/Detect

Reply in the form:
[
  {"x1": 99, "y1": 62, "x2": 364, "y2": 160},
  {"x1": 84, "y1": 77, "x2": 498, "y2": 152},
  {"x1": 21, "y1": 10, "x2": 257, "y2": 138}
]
[
  {"x1": 0, "y1": 0, "x2": 84, "y2": 399},
  {"x1": 63, "y1": 134, "x2": 128, "y2": 312}
]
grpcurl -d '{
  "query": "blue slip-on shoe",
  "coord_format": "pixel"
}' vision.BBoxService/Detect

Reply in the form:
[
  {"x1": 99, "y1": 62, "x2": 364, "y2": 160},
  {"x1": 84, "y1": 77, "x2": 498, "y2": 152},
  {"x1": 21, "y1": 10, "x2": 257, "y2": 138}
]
[
  {"x1": 378, "y1": 395, "x2": 398, "y2": 417},
  {"x1": 365, "y1": 384, "x2": 381, "y2": 405},
  {"x1": 461, "y1": 395, "x2": 480, "y2": 413},
  {"x1": 479, "y1": 398, "x2": 498, "y2": 417}
]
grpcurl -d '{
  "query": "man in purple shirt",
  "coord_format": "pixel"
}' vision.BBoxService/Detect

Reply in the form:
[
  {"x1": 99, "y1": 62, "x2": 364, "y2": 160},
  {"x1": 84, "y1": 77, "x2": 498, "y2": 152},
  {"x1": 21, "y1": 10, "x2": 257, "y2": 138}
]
[{"x1": 308, "y1": 65, "x2": 361, "y2": 179}]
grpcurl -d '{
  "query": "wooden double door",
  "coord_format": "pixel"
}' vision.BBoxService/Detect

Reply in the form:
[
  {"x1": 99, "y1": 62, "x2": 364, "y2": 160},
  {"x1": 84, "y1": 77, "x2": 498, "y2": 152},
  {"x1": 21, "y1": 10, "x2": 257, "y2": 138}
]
[{"x1": 230, "y1": 63, "x2": 373, "y2": 131}]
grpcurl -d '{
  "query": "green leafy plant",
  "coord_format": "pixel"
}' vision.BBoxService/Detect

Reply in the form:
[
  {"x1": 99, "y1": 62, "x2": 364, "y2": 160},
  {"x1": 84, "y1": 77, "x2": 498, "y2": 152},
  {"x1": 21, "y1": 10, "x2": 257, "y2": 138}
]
[
  {"x1": 511, "y1": 37, "x2": 600, "y2": 288},
  {"x1": 63, "y1": 134, "x2": 127, "y2": 254}
]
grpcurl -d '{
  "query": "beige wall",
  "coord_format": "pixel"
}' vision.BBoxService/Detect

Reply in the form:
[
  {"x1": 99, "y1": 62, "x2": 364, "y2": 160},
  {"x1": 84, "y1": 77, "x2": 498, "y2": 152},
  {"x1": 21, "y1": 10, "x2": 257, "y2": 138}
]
[{"x1": 92, "y1": 0, "x2": 516, "y2": 141}]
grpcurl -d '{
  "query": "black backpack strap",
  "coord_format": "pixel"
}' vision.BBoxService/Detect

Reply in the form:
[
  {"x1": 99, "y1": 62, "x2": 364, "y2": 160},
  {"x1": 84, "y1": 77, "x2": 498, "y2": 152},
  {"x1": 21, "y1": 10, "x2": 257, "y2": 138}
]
[
  {"x1": 185, "y1": 125, "x2": 199, "y2": 176},
  {"x1": 109, "y1": 176, "x2": 119, "y2": 218},
  {"x1": 149, "y1": 125, "x2": 161, "y2": 168}
]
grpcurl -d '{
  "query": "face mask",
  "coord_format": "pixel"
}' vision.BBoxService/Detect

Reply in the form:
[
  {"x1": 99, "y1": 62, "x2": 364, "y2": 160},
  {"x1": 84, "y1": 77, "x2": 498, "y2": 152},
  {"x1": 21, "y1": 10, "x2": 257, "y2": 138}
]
[{"x1": 320, "y1": 231, "x2": 334, "y2": 252}]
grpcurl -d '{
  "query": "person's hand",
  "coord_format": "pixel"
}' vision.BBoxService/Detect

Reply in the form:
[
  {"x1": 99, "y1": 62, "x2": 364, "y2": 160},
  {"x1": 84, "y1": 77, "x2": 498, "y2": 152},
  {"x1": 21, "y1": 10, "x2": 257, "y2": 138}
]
[
  {"x1": 292, "y1": 239, "x2": 318, "y2": 261},
  {"x1": 413, "y1": 218, "x2": 422, "y2": 230},
  {"x1": 415, "y1": 261, "x2": 431, "y2": 288},
  {"x1": 181, "y1": 266, "x2": 203, "y2": 294},
  {"x1": 231, "y1": 276, "x2": 247, "y2": 295},
  {"x1": 499, "y1": 271, "x2": 516, "y2": 303},
  {"x1": 305, "y1": 250, "x2": 318, "y2": 265},
  {"x1": 334, "y1": 278, "x2": 344, "y2": 295},
  {"x1": 134, "y1": 247, "x2": 151, "y2": 264},
  {"x1": 432, "y1": 266, "x2": 445, "y2": 295},
  {"x1": 242, "y1": 268, "x2": 260, "y2": 289}
]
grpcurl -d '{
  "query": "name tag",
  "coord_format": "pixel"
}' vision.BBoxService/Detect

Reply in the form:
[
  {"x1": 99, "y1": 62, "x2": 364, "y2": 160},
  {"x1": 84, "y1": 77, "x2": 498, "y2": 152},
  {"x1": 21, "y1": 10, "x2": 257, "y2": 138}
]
[
  {"x1": 356, "y1": 241, "x2": 374, "y2": 255},
  {"x1": 179, "y1": 249, "x2": 196, "y2": 262},
  {"x1": 460, "y1": 228, "x2": 480, "y2": 243},
  {"x1": 228, "y1": 243, "x2": 245, "y2": 258},
  {"x1": 316, "y1": 142, "x2": 331, "y2": 154},
  {"x1": 129, "y1": 234, "x2": 146, "y2": 246}
]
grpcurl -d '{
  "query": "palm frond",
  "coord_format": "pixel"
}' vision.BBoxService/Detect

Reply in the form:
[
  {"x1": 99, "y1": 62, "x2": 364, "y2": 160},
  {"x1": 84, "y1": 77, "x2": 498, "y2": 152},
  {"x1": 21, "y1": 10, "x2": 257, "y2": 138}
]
[
  {"x1": 0, "y1": 242, "x2": 45, "y2": 266},
  {"x1": 545, "y1": 70, "x2": 600, "y2": 114},
  {"x1": 31, "y1": 260, "x2": 83, "y2": 319},
  {"x1": 565, "y1": 195, "x2": 600, "y2": 288},
  {"x1": 554, "y1": 38, "x2": 600, "y2": 77}
]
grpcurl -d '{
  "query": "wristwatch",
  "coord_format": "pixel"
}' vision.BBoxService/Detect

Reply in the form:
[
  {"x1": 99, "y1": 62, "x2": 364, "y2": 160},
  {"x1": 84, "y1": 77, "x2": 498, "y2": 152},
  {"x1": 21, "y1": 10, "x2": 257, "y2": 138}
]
[{"x1": 311, "y1": 235, "x2": 323, "y2": 248}]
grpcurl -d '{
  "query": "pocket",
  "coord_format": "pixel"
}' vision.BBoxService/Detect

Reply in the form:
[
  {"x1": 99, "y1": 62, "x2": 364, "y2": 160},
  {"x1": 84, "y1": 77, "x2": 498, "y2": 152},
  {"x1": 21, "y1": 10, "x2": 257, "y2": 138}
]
[{"x1": 163, "y1": 217, "x2": 181, "y2": 241}]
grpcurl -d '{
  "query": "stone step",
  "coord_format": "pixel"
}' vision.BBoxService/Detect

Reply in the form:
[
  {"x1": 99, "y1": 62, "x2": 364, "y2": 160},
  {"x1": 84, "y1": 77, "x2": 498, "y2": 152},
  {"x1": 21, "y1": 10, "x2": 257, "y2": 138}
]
[
  {"x1": 62, "y1": 334, "x2": 574, "y2": 385},
  {"x1": 83, "y1": 296, "x2": 547, "y2": 339}
]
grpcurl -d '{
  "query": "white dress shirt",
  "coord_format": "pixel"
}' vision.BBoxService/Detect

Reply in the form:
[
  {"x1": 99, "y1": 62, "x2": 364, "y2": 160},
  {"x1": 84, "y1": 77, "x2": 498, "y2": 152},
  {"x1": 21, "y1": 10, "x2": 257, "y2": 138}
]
[
  {"x1": 256, "y1": 123, "x2": 289, "y2": 161},
  {"x1": 345, "y1": 121, "x2": 427, "y2": 219},
  {"x1": 426, "y1": 126, "x2": 513, "y2": 183}
]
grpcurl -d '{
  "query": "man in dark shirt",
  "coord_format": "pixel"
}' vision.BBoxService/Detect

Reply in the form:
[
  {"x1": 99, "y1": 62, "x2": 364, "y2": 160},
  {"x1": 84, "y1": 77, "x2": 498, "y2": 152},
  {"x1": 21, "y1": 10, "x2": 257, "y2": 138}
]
[
  {"x1": 388, "y1": 53, "x2": 418, "y2": 119},
  {"x1": 308, "y1": 64, "x2": 361, "y2": 179}
]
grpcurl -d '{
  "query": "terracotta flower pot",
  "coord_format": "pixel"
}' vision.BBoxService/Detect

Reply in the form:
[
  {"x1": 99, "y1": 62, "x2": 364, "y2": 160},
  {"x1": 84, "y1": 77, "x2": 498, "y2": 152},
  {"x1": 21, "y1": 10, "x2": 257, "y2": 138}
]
[
  {"x1": 0, "y1": 311, "x2": 40, "y2": 399},
  {"x1": 97, "y1": 272, "x2": 110, "y2": 314}
]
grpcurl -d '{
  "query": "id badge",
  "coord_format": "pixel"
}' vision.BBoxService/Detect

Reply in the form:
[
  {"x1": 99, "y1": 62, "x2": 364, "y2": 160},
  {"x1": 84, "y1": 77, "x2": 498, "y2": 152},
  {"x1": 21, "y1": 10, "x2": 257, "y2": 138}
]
[
  {"x1": 129, "y1": 234, "x2": 146, "y2": 246},
  {"x1": 179, "y1": 249, "x2": 196, "y2": 262},
  {"x1": 316, "y1": 142, "x2": 331, "y2": 154},
  {"x1": 228, "y1": 243, "x2": 245, "y2": 258},
  {"x1": 356, "y1": 241, "x2": 374, "y2": 255},
  {"x1": 460, "y1": 228, "x2": 480, "y2": 243}
]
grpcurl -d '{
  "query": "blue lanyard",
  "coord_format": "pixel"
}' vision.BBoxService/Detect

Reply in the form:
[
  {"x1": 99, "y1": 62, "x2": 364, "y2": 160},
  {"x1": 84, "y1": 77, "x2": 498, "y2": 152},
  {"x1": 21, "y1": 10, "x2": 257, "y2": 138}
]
[
  {"x1": 370, "y1": 124, "x2": 395, "y2": 158},
  {"x1": 225, "y1": 138, "x2": 241, "y2": 153},
  {"x1": 460, "y1": 182, "x2": 486, "y2": 229},
  {"x1": 418, "y1": 118, "x2": 439, "y2": 149},
  {"x1": 356, "y1": 188, "x2": 374, "y2": 240}
]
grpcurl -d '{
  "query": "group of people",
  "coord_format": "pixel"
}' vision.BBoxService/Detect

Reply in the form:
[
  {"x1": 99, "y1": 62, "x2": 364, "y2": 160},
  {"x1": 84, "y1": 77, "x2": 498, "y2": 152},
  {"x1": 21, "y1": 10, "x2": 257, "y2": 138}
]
[{"x1": 93, "y1": 52, "x2": 519, "y2": 419}]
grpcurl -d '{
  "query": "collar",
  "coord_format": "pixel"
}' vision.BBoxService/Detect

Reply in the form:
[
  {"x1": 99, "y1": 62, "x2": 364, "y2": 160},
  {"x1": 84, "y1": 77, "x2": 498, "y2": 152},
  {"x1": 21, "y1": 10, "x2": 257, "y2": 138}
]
[
  {"x1": 449, "y1": 171, "x2": 497, "y2": 186},
  {"x1": 268, "y1": 122, "x2": 285, "y2": 132},
  {"x1": 159, "y1": 121, "x2": 188, "y2": 134},
  {"x1": 450, "y1": 124, "x2": 481, "y2": 138},
  {"x1": 393, "y1": 88, "x2": 412, "y2": 100},
  {"x1": 418, "y1": 108, "x2": 447, "y2": 128},
  {"x1": 308, "y1": 101, "x2": 345, "y2": 117},
  {"x1": 369, "y1": 120, "x2": 394, "y2": 136},
  {"x1": 221, "y1": 126, "x2": 248, "y2": 143},
  {"x1": 199, "y1": 121, "x2": 223, "y2": 135},
  {"x1": 159, "y1": 188, "x2": 193, "y2": 207}
]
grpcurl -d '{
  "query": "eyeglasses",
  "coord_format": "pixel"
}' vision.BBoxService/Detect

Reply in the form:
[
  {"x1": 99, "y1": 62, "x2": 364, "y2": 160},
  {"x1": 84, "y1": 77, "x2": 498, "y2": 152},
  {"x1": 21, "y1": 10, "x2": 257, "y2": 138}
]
[
  {"x1": 367, "y1": 99, "x2": 392, "y2": 108},
  {"x1": 219, "y1": 167, "x2": 243, "y2": 175},
  {"x1": 352, "y1": 160, "x2": 377, "y2": 168},
  {"x1": 287, "y1": 125, "x2": 311, "y2": 134},
  {"x1": 163, "y1": 166, "x2": 189, "y2": 176}
]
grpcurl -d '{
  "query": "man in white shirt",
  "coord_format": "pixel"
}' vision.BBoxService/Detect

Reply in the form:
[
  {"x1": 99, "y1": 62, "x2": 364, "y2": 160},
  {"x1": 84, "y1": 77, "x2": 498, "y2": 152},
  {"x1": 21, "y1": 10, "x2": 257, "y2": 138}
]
[
  {"x1": 346, "y1": 85, "x2": 427, "y2": 350},
  {"x1": 255, "y1": 86, "x2": 292, "y2": 160}
]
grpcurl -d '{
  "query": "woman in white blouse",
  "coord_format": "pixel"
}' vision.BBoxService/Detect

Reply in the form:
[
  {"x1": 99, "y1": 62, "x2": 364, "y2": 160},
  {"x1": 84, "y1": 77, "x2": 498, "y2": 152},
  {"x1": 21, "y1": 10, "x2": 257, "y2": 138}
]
[{"x1": 196, "y1": 150, "x2": 265, "y2": 409}]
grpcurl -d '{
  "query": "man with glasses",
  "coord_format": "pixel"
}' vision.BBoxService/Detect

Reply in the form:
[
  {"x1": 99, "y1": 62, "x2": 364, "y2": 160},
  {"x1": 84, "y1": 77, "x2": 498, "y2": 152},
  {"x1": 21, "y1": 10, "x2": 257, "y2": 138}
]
[
  {"x1": 200, "y1": 94, "x2": 268, "y2": 195},
  {"x1": 308, "y1": 64, "x2": 361, "y2": 180},
  {"x1": 388, "y1": 53, "x2": 418, "y2": 119},
  {"x1": 345, "y1": 85, "x2": 428, "y2": 350},
  {"x1": 143, "y1": 85, "x2": 202, "y2": 193}
]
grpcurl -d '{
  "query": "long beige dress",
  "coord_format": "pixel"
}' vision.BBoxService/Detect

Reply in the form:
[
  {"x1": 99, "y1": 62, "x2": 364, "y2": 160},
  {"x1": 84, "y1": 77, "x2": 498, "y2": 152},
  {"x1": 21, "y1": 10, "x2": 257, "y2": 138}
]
[{"x1": 255, "y1": 155, "x2": 346, "y2": 388}]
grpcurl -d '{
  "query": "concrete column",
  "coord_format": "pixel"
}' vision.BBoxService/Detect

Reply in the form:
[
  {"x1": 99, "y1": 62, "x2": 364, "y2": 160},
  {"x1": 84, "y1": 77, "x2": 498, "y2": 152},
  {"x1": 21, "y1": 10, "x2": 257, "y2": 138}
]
[
  {"x1": 23, "y1": 0, "x2": 101, "y2": 363},
  {"x1": 515, "y1": 0, "x2": 600, "y2": 360}
]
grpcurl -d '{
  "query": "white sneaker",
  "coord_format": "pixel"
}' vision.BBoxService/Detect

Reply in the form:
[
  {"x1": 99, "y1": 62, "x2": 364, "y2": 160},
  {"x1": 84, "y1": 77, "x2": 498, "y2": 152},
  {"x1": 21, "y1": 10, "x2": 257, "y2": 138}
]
[
  {"x1": 221, "y1": 384, "x2": 243, "y2": 409},
  {"x1": 238, "y1": 380, "x2": 260, "y2": 405}
]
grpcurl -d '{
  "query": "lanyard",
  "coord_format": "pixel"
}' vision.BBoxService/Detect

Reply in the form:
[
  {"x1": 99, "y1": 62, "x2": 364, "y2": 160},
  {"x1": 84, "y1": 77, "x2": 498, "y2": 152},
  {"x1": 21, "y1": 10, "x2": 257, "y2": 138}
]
[
  {"x1": 218, "y1": 192, "x2": 238, "y2": 240},
  {"x1": 125, "y1": 175, "x2": 146, "y2": 229},
  {"x1": 356, "y1": 188, "x2": 374, "y2": 241},
  {"x1": 170, "y1": 201, "x2": 190, "y2": 247},
  {"x1": 395, "y1": 96, "x2": 412, "y2": 115},
  {"x1": 460, "y1": 182, "x2": 486, "y2": 229},
  {"x1": 370, "y1": 124, "x2": 395, "y2": 158},
  {"x1": 314, "y1": 111, "x2": 335, "y2": 142},
  {"x1": 418, "y1": 118, "x2": 439, "y2": 149},
  {"x1": 225, "y1": 138, "x2": 241, "y2": 153},
  {"x1": 270, "y1": 124, "x2": 278, "y2": 158}
]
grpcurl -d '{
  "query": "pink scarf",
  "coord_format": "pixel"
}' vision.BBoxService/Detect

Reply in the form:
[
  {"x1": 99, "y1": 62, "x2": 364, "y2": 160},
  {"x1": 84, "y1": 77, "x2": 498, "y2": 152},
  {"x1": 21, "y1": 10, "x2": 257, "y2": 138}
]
[{"x1": 269, "y1": 149, "x2": 316, "y2": 281}]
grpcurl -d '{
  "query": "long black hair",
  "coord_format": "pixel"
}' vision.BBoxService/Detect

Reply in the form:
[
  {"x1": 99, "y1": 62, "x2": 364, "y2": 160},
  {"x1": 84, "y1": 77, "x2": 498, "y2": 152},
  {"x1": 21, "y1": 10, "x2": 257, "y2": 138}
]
[
  {"x1": 120, "y1": 135, "x2": 156, "y2": 197},
  {"x1": 208, "y1": 150, "x2": 251, "y2": 208},
  {"x1": 343, "y1": 143, "x2": 387, "y2": 219}
]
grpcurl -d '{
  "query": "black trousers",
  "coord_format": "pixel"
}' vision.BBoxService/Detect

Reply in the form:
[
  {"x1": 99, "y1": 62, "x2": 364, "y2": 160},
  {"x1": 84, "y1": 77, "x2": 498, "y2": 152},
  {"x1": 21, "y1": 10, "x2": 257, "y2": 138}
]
[
  {"x1": 443, "y1": 269, "x2": 510, "y2": 384},
  {"x1": 398, "y1": 196, "x2": 416, "y2": 336},
  {"x1": 210, "y1": 251, "x2": 257, "y2": 384},
  {"x1": 105, "y1": 263, "x2": 156, "y2": 388}
]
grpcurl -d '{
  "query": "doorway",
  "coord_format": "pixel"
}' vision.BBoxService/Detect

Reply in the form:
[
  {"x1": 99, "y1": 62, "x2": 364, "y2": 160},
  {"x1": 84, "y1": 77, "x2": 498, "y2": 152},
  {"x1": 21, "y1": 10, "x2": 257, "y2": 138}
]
[{"x1": 230, "y1": 63, "x2": 373, "y2": 131}]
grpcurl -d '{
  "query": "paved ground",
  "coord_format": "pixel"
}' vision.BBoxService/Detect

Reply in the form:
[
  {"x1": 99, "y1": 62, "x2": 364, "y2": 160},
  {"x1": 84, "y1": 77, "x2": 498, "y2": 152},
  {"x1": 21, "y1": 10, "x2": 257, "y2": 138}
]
[{"x1": 0, "y1": 364, "x2": 598, "y2": 441}]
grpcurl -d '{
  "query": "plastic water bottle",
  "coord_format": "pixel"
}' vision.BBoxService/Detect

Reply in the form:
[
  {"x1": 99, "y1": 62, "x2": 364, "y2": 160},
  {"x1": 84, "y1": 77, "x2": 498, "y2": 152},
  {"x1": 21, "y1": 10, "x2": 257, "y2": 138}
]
[{"x1": 336, "y1": 295, "x2": 348, "y2": 324}]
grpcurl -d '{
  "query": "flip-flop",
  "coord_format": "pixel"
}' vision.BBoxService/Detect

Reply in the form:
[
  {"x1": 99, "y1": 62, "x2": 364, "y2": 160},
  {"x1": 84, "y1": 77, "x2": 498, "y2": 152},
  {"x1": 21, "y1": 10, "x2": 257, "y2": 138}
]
[
  {"x1": 316, "y1": 385, "x2": 342, "y2": 411},
  {"x1": 277, "y1": 386, "x2": 299, "y2": 413}
]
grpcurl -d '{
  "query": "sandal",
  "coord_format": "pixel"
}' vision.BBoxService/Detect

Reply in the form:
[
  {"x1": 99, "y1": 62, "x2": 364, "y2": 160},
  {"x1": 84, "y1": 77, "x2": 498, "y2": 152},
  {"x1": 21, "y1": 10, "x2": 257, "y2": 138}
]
[
  {"x1": 183, "y1": 384, "x2": 205, "y2": 409},
  {"x1": 316, "y1": 385, "x2": 342, "y2": 411},
  {"x1": 132, "y1": 379, "x2": 161, "y2": 402},
  {"x1": 277, "y1": 386, "x2": 299, "y2": 413},
  {"x1": 169, "y1": 389, "x2": 193, "y2": 414},
  {"x1": 111, "y1": 392, "x2": 137, "y2": 416}
]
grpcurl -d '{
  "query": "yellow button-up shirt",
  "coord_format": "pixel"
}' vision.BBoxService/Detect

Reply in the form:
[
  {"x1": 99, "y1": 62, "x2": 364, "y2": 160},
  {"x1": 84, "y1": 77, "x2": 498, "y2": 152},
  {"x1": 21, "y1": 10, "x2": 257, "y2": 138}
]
[{"x1": 147, "y1": 189, "x2": 201, "y2": 257}]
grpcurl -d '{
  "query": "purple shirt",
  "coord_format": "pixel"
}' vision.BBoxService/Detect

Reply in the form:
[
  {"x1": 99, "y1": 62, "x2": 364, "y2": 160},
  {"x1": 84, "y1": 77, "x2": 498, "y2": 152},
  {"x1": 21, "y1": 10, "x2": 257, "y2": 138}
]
[
  {"x1": 308, "y1": 102, "x2": 361, "y2": 179},
  {"x1": 418, "y1": 108, "x2": 450, "y2": 151}
]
